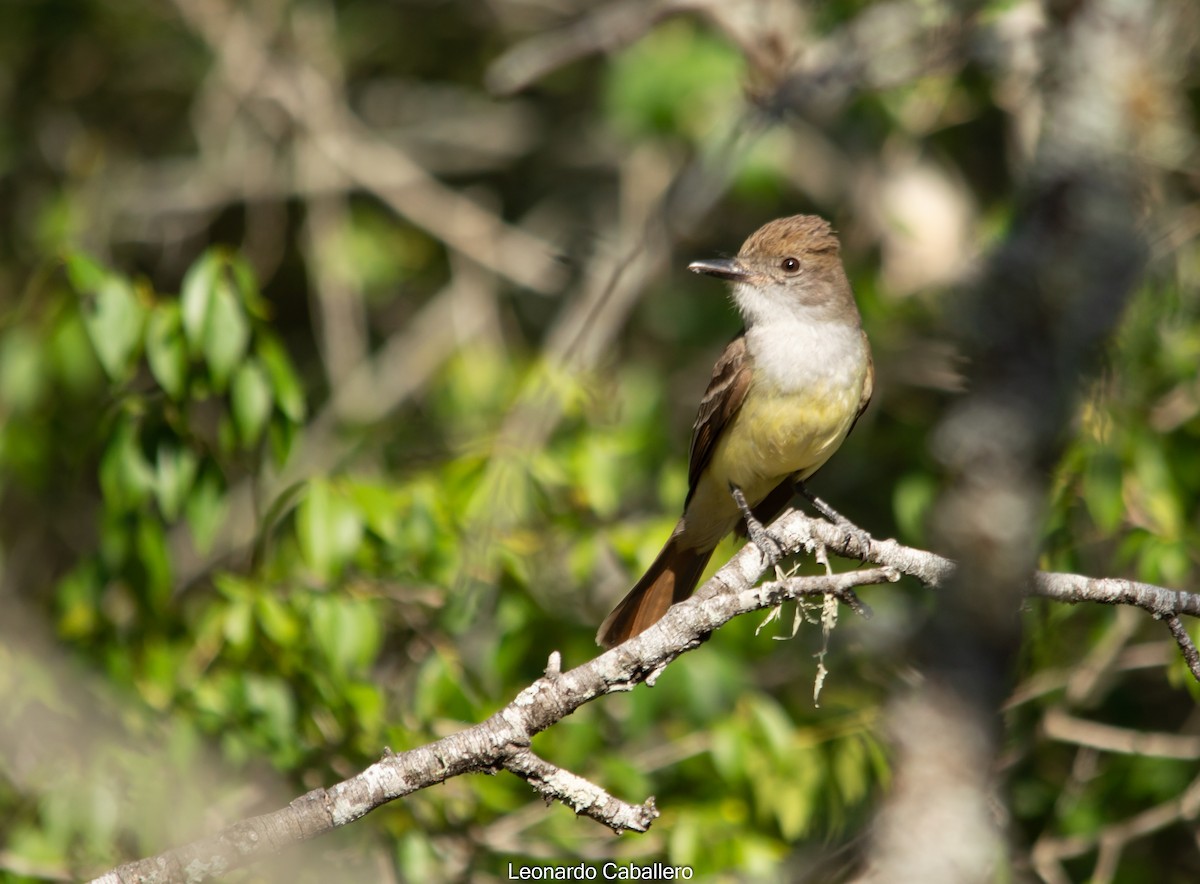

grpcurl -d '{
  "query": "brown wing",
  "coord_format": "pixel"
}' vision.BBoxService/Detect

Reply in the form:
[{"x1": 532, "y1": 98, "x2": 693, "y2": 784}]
[{"x1": 685, "y1": 333, "x2": 753, "y2": 506}]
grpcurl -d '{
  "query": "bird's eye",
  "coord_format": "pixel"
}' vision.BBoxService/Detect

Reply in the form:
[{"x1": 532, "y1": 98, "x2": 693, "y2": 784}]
[{"x1": 780, "y1": 257, "x2": 800, "y2": 273}]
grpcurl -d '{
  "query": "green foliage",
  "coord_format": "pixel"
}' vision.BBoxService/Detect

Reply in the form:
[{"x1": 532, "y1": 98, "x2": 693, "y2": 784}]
[
  {"x1": 605, "y1": 20, "x2": 743, "y2": 141},
  {"x1": 2, "y1": 3, "x2": 1198, "y2": 882},
  {"x1": 0, "y1": 246, "x2": 893, "y2": 879},
  {"x1": 15, "y1": 240, "x2": 1197, "y2": 880}
]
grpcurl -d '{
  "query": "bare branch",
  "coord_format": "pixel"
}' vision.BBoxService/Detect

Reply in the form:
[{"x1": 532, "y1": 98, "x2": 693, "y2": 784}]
[
  {"x1": 169, "y1": 0, "x2": 566, "y2": 294},
  {"x1": 1042, "y1": 706, "x2": 1200, "y2": 760},
  {"x1": 788, "y1": 512, "x2": 1200, "y2": 643},
  {"x1": 1032, "y1": 772, "x2": 1200, "y2": 884},
  {"x1": 92, "y1": 517, "x2": 897, "y2": 884},
  {"x1": 1032, "y1": 573, "x2": 1200, "y2": 619},
  {"x1": 1164, "y1": 614, "x2": 1200, "y2": 682},
  {"x1": 97, "y1": 499, "x2": 1200, "y2": 881},
  {"x1": 503, "y1": 749, "x2": 659, "y2": 833}
]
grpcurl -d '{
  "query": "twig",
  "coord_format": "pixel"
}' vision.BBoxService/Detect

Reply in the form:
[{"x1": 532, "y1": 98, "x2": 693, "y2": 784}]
[
  {"x1": 1164, "y1": 614, "x2": 1200, "y2": 682},
  {"x1": 1042, "y1": 706, "x2": 1200, "y2": 760},
  {"x1": 1032, "y1": 772, "x2": 1200, "y2": 884},
  {"x1": 170, "y1": 0, "x2": 566, "y2": 295},
  {"x1": 93, "y1": 517, "x2": 898, "y2": 884},
  {"x1": 103, "y1": 503, "x2": 1200, "y2": 882},
  {"x1": 785, "y1": 511, "x2": 1200, "y2": 684},
  {"x1": 1031, "y1": 572, "x2": 1200, "y2": 619},
  {"x1": 503, "y1": 749, "x2": 659, "y2": 832},
  {"x1": 485, "y1": 0, "x2": 693, "y2": 96}
]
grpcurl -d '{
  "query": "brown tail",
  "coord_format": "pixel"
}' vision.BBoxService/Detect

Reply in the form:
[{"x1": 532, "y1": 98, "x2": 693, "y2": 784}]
[{"x1": 596, "y1": 534, "x2": 713, "y2": 648}]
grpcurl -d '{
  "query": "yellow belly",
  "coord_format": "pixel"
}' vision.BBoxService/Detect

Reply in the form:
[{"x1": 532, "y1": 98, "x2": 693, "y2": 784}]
[{"x1": 679, "y1": 378, "x2": 861, "y2": 550}]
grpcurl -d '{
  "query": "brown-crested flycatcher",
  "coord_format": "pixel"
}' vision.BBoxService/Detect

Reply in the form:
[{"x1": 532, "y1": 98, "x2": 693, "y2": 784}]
[{"x1": 596, "y1": 214, "x2": 873, "y2": 648}]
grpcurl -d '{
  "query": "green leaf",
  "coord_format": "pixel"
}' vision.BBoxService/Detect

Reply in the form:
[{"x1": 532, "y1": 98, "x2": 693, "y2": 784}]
[
  {"x1": 347, "y1": 481, "x2": 402, "y2": 544},
  {"x1": 267, "y1": 414, "x2": 298, "y2": 466},
  {"x1": 180, "y1": 251, "x2": 219, "y2": 352},
  {"x1": 81, "y1": 276, "x2": 145, "y2": 381},
  {"x1": 99, "y1": 419, "x2": 155, "y2": 511},
  {"x1": 255, "y1": 592, "x2": 300, "y2": 647},
  {"x1": 748, "y1": 696, "x2": 794, "y2": 758},
  {"x1": 63, "y1": 251, "x2": 109, "y2": 294},
  {"x1": 344, "y1": 682, "x2": 384, "y2": 736},
  {"x1": 604, "y1": 20, "x2": 741, "y2": 141},
  {"x1": 203, "y1": 281, "x2": 250, "y2": 391},
  {"x1": 135, "y1": 515, "x2": 172, "y2": 610},
  {"x1": 0, "y1": 328, "x2": 47, "y2": 413},
  {"x1": 56, "y1": 562, "x2": 101, "y2": 640},
  {"x1": 154, "y1": 442, "x2": 198, "y2": 522},
  {"x1": 49, "y1": 309, "x2": 103, "y2": 395},
  {"x1": 186, "y1": 467, "x2": 227, "y2": 554},
  {"x1": 244, "y1": 674, "x2": 296, "y2": 743},
  {"x1": 832, "y1": 735, "x2": 870, "y2": 805},
  {"x1": 893, "y1": 472, "x2": 937, "y2": 542},
  {"x1": 146, "y1": 304, "x2": 188, "y2": 399},
  {"x1": 309, "y1": 596, "x2": 381, "y2": 676},
  {"x1": 228, "y1": 252, "x2": 270, "y2": 320},
  {"x1": 256, "y1": 333, "x2": 306, "y2": 422},
  {"x1": 297, "y1": 479, "x2": 364, "y2": 580},
  {"x1": 222, "y1": 593, "x2": 254, "y2": 652},
  {"x1": 231, "y1": 360, "x2": 273, "y2": 447}
]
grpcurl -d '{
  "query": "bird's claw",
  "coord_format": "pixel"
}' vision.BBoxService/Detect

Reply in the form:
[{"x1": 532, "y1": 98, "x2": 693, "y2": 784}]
[
  {"x1": 730, "y1": 485, "x2": 784, "y2": 566},
  {"x1": 796, "y1": 483, "x2": 872, "y2": 561}
]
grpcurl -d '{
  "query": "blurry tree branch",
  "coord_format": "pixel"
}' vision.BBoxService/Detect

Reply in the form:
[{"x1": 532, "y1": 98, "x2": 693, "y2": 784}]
[
  {"x1": 855, "y1": 0, "x2": 1156, "y2": 880},
  {"x1": 161, "y1": 0, "x2": 774, "y2": 596},
  {"x1": 1032, "y1": 772, "x2": 1200, "y2": 884},
  {"x1": 166, "y1": 0, "x2": 565, "y2": 295},
  {"x1": 95, "y1": 505, "x2": 1200, "y2": 883}
]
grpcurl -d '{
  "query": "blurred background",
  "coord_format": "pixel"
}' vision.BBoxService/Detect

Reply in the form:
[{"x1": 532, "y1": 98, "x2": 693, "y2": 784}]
[{"x1": 1, "y1": 0, "x2": 1199, "y2": 881}]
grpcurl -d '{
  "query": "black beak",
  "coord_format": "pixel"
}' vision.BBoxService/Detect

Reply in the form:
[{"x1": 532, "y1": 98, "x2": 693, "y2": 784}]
[{"x1": 688, "y1": 257, "x2": 752, "y2": 282}]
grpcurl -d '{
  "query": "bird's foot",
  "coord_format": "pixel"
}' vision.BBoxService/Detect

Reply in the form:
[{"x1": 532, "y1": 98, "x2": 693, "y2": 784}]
[
  {"x1": 730, "y1": 485, "x2": 783, "y2": 566},
  {"x1": 796, "y1": 483, "x2": 873, "y2": 561}
]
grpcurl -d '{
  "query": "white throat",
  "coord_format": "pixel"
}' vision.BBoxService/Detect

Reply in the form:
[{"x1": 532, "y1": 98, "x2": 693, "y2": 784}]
[{"x1": 743, "y1": 314, "x2": 866, "y2": 394}]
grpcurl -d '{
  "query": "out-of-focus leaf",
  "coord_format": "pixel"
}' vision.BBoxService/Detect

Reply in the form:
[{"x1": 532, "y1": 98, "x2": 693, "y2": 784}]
[
  {"x1": 832, "y1": 735, "x2": 870, "y2": 806},
  {"x1": 347, "y1": 481, "x2": 403, "y2": 544},
  {"x1": 186, "y1": 466, "x2": 227, "y2": 554},
  {"x1": 309, "y1": 596, "x2": 381, "y2": 676},
  {"x1": 63, "y1": 252, "x2": 108, "y2": 294},
  {"x1": 255, "y1": 592, "x2": 300, "y2": 647},
  {"x1": 245, "y1": 675, "x2": 296, "y2": 744},
  {"x1": 154, "y1": 442, "x2": 198, "y2": 522},
  {"x1": 893, "y1": 472, "x2": 937, "y2": 542},
  {"x1": 146, "y1": 304, "x2": 188, "y2": 399},
  {"x1": 99, "y1": 419, "x2": 155, "y2": 511},
  {"x1": 81, "y1": 276, "x2": 145, "y2": 381},
  {"x1": 0, "y1": 328, "x2": 46, "y2": 412},
  {"x1": 204, "y1": 281, "x2": 250, "y2": 391},
  {"x1": 604, "y1": 20, "x2": 741, "y2": 140},
  {"x1": 228, "y1": 252, "x2": 270, "y2": 320},
  {"x1": 56, "y1": 562, "x2": 100, "y2": 640},
  {"x1": 135, "y1": 515, "x2": 172, "y2": 609},
  {"x1": 231, "y1": 360, "x2": 273, "y2": 447},
  {"x1": 49, "y1": 309, "x2": 102, "y2": 395},
  {"x1": 297, "y1": 479, "x2": 364, "y2": 580},
  {"x1": 267, "y1": 414, "x2": 298, "y2": 466},
  {"x1": 256, "y1": 333, "x2": 306, "y2": 422},
  {"x1": 180, "y1": 251, "x2": 219, "y2": 352}
]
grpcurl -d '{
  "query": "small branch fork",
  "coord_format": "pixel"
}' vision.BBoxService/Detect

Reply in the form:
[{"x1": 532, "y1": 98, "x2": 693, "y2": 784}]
[{"x1": 92, "y1": 507, "x2": 1200, "y2": 883}]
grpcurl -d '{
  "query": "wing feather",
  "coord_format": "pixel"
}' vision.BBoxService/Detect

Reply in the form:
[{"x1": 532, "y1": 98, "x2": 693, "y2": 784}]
[{"x1": 685, "y1": 333, "x2": 753, "y2": 505}]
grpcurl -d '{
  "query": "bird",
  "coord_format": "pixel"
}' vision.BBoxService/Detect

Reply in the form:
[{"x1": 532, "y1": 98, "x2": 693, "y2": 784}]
[{"x1": 596, "y1": 214, "x2": 873, "y2": 648}]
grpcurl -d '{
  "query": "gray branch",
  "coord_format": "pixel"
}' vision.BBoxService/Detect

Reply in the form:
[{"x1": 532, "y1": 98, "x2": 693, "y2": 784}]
[{"x1": 92, "y1": 506, "x2": 1200, "y2": 883}]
